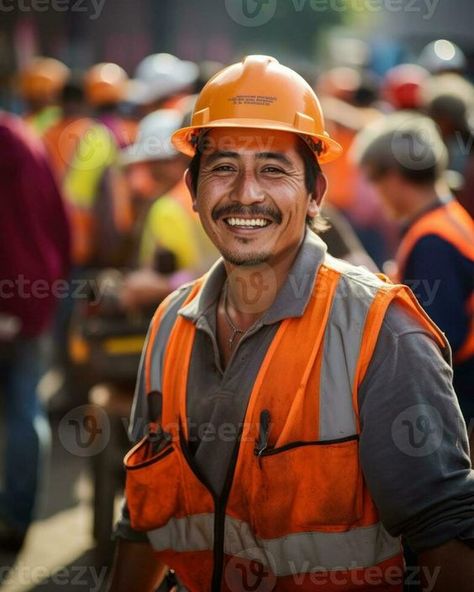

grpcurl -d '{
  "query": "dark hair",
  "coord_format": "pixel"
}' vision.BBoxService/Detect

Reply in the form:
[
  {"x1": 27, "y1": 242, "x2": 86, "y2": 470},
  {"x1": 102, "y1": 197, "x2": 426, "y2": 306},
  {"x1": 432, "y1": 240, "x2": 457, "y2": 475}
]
[
  {"x1": 187, "y1": 135, "x2": 327, "y2": 231},
  {"x1": 356, "y1": 116, "x2": 448, "y2": 186}
]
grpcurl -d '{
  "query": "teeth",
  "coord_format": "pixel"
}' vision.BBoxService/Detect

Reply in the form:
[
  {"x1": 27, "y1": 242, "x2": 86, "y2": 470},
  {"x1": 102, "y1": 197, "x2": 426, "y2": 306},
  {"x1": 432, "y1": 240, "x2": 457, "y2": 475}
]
[{"x1": 225, "y1": 218, "x2": 269, "y2": 227}]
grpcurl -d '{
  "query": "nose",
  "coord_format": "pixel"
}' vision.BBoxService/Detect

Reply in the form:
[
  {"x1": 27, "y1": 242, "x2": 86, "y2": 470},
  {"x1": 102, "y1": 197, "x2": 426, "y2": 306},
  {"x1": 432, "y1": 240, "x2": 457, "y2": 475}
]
[{"x1": 231, "y1": 170, "x2": 265, "y2": 205}]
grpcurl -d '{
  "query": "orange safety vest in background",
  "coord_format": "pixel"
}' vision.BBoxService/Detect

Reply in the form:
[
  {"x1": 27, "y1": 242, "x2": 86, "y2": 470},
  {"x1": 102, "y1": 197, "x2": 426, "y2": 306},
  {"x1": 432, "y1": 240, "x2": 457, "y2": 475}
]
[
  {"x1": 396, "y1": 199, "x2": 474, "y2": 364},
  {"x1": 125, "y1": 258, "x2": 447, "y2": 591}
]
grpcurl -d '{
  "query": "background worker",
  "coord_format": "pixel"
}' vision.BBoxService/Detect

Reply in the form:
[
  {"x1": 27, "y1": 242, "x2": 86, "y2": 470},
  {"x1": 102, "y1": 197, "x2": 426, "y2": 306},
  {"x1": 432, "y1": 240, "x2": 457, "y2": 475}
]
[
  {"x1": 109, "y1": 56, "x2": 474, "y2": 592},
  {"x1": 0, "y1": 112, "x2": 70, "y2": 552},
  {"x1": 126, "y1": 53, "x2": 199, "y2": 117},
  {"x1": 84, "y1": 62, "x2": 137, "y2": 149},
  {"x1": 44, "y1": 78, "x2": 127, "y2": 271},
  {"x1": 354, "y1": 112, "x2": 474, "y2": 447},
  {"x1": 18, "y1": 56, "x2": 70, "y2": 136},
  {"x1": 119, "y1": 108, "x2": 217, "y2": 311}
]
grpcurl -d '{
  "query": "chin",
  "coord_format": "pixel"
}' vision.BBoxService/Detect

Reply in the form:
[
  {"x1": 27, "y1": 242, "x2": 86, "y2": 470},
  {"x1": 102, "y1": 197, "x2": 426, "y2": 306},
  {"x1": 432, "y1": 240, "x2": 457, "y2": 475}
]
[{"x1": 221, "y1": 249, "x2": 271, "y2": 267}]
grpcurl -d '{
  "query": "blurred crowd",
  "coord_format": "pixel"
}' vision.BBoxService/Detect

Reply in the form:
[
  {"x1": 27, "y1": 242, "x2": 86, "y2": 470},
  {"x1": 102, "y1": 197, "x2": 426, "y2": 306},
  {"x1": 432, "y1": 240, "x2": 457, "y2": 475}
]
[{"x1": 0, "y1": 39, "x2": 473, "y2": 555}]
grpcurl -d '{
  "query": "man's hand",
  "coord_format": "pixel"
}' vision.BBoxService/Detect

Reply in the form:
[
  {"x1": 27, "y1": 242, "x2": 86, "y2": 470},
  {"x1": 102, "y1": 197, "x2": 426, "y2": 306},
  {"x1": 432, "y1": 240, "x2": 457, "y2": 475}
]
[
  {"x1": 419, "y1": 539, "x2": 474, "y2": 591},
  {"x1": 119, "y1": 269, "x2": 170, "y2": 311},
  {"x1": 107, "y1": 539, "x2": 167, "y2": 592}
]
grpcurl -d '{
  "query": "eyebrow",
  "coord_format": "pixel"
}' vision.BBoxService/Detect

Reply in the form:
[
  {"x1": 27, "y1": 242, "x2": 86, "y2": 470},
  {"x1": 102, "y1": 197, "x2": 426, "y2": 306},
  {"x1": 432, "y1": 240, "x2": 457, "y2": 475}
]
[{"x1": 203, "y1": 150, "x2": 293, "y2": 167}]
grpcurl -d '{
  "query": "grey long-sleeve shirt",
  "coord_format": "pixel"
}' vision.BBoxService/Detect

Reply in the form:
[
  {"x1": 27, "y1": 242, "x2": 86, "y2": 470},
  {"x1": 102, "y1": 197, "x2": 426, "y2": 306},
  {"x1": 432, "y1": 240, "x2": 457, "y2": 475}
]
[{"x1": 116, "y1": 231, "x2": 474, "y2": 554}]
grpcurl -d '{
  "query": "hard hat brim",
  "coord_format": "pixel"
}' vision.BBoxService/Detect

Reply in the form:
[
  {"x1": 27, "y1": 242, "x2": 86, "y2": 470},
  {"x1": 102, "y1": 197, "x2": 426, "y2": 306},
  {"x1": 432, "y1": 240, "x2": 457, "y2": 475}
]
[{"x1": 171, "y1": 120, "x2": 343, "y2": 164}]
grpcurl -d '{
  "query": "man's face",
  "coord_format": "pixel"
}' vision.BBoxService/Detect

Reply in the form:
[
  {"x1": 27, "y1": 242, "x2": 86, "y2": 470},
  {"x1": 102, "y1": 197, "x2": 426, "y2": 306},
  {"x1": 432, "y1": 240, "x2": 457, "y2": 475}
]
[
  {"x1": 364, "y1": 167, "x2": 406, "y2": 221},
  {"x1": 186, "y1": 128, "x2": 324, "y2": 266}
]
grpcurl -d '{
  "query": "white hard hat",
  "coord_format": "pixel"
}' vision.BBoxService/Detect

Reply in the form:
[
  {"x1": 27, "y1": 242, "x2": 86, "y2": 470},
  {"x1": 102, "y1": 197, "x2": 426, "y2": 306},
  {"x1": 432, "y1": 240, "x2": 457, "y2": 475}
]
[
  {"x1": 127, "y1": 53, "x2": 199, "y2": 105},
  {"x1": 419, "y1": 40, "x2": 467, "y2": 74},
  {"x1": 120, "y1": 109, "x2": 183, "y2": 165}
]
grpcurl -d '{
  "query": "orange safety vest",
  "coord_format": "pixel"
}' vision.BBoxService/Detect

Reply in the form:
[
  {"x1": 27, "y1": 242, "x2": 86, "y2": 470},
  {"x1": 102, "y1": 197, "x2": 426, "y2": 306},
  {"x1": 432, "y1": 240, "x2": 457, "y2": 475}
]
[
  {"x1": 396, "y1": 199, "x2": 474, "y2": 364},
  {"x1": 125, "y1": 257, "x2": 448, "y2": 591}
]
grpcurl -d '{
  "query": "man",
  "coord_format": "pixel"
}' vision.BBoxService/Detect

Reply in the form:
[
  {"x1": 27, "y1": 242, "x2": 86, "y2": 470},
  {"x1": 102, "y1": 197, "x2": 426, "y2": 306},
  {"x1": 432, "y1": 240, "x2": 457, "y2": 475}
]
[
  {"x1": 0, "y1": 112, "x2": 70, "y2": 551},
  {"x1": 109, "y1": 57, "x2": 474, "y2": 591},
  {"x1": 119, "y1": 108, "x2": 217, "y2": 310},
  {"x1": 354, "y1": 113, "x2": 474, "y2": 446},
  {"x1": 127, "y1": 53, "x2": 199, "y2": 117},
  {"x1": 43, "y1": 78, "x2": 120, "y2": 267},
  {"x1": 19, "y1": 56, "x2": 70, "y2": 136},
  {"x1": 84, "y1": 62, "x2": 137, "y2": 149}
]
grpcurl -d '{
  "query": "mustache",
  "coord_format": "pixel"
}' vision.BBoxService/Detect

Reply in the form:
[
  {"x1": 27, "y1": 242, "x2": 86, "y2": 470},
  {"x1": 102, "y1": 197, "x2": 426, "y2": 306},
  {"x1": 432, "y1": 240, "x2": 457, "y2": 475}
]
[{"x1": 212, "y1": 204, "x2": 282, "y2": 224}]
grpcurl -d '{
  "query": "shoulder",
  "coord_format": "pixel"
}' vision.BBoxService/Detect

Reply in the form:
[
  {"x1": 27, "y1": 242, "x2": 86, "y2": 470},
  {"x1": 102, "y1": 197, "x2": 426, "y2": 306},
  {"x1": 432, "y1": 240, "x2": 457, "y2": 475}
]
[
  {"x1": 153, "y1": 281, "x2": 197, "y2": 325},
  {"x1": 147, "y1": 195, "x2": 189, "y2": 223},
  {"x1": 323, "y1": 253, "x2": 390, "y2": 301},
  {"x1": 408, "y1": 233, "x2": 468, "y2": 261}
]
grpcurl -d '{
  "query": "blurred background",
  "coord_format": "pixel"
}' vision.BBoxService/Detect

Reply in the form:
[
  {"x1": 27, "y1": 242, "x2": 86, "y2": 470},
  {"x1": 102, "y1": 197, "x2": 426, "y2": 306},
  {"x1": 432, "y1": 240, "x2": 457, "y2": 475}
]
[{"x1": 0, "y1": 0, "x2": 473, "y2": 590}]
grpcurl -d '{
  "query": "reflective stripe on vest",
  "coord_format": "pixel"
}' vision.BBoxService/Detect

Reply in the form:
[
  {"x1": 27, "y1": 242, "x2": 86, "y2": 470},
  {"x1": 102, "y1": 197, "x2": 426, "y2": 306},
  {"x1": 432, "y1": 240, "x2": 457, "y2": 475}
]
[
  {"x1": 148, "y1": 514, "x2": 400, "y2": 576},
  {"x1": 396, "y1": 199, "x2": 474, "y2": 363},
  {"x1": 125, "y1": 259, "x2": 447, "y2": 591}
]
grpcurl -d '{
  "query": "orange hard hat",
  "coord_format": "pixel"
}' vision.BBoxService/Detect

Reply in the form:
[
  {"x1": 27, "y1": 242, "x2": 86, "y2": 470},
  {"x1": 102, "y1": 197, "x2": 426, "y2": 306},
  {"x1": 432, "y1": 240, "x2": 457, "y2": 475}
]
[
  {"x1": 20, "y1": 57, "x2": 70, "y2": 102},
  {"x1": 84, "y1": 62, "x2": 128, "y2": 106},
  {"x1": 171, "y1": 55, "x2": 342, "y2": 163}
]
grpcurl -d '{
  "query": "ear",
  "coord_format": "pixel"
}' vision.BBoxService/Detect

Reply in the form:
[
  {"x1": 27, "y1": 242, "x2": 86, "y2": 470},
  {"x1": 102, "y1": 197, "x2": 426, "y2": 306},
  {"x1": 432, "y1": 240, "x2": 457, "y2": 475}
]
[
  {"x1": 307, "y1": 173, "x2": 327, "y2": 218},
  {"x1": 184, "y1": 169, "x2": 198, "y2": 212}
]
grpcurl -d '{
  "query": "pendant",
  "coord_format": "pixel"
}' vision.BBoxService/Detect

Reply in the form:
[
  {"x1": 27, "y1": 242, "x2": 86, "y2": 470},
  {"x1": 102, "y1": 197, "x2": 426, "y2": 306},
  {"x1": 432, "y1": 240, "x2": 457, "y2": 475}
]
[{"x1": 228, "y1": 328, "x2": 244, "y2": 349}]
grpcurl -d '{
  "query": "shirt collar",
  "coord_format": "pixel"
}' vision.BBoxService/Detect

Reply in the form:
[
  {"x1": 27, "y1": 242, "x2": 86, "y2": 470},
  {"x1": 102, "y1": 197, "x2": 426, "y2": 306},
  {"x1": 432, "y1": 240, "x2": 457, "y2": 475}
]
[{"x1": 178, "y1": 230, "x2": 328, "y2": 325}]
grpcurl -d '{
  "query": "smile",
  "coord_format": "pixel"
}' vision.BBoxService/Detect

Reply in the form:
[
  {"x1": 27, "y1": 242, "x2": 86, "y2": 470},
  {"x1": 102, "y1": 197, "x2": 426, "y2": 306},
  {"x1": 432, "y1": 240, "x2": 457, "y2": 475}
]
[{"x1": 223, "y1": 217, "x2": 272, "y2": 228}]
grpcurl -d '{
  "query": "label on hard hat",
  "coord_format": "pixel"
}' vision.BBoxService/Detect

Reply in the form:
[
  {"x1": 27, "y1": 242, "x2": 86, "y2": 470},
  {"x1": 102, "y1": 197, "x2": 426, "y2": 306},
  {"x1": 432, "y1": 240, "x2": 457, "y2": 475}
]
[{"x1": 228, "y1": 95, "x2": 277, "y2": 106}]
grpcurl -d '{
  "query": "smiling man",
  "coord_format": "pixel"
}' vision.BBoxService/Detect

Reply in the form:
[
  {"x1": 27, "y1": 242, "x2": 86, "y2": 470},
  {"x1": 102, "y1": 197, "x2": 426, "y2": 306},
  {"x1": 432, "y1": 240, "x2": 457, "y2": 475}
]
[{"x1": 108, "y1": 56, "x2": 474, "y2": 592}]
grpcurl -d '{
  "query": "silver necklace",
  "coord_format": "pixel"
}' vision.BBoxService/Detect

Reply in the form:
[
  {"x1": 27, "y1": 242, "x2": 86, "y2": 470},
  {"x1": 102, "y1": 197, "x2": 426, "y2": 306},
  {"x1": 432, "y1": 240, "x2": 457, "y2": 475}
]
[{"x1": 222, "y1": 281, "x2": 246, "y2": 349}]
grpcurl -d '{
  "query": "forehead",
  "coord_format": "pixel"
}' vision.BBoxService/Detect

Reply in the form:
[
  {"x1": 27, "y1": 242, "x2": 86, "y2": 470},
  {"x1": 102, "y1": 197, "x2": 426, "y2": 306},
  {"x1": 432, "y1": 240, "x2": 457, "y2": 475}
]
[{"x1": 201, "y1": 127, "x2": 299, "y2": 158}]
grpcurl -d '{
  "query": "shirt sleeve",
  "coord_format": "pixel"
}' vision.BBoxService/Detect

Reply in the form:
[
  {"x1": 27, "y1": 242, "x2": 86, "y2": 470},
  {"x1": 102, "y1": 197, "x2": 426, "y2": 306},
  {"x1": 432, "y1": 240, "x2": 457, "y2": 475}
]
[
  {"x1": 402, "y1": 234, "x2": 472, "y2": 352},
  {"x1": 358, "y1": 302, "x2": 474, "y2": 553}
]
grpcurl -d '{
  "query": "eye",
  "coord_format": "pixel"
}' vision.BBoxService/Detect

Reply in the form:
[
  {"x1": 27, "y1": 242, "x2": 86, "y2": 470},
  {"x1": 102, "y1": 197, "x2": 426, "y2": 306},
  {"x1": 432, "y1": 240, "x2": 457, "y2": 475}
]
[
  {"x1": 261, "y1": 166, "x2": 285, "y2": 174},
  {"x1": 212, "y1": 164, "x2": 236, "y2": 172}
]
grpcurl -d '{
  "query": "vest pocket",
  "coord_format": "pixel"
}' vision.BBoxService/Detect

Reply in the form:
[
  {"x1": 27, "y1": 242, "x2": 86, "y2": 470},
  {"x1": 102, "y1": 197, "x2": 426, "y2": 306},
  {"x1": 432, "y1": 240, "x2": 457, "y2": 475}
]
[
  {"x1": 251, "y1": 437, "x2": 362, "y2": 534},
  {"x1": 124, "y1": 437, "x2": 182, "y2": 531}
]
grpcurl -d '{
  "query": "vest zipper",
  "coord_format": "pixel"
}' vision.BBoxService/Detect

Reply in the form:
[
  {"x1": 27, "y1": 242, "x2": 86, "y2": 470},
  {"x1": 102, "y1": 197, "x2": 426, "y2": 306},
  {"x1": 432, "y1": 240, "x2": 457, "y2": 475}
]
[
  {"x1": 178, "y1": 424, "x2": 243, "y2": 591},
  {"x1": 211, "y1": 426, "x2": 243, "y2": 591}
]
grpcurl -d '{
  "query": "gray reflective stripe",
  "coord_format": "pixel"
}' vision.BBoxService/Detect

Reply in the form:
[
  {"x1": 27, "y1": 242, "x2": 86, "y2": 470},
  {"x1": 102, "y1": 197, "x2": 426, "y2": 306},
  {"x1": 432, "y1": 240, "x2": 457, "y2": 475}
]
[
  {"x1": 148, "y1": 514, "x2": 400, "y2": 575},
  {"x1": 319, "y1": 257, "x2": 385, "y2": 440},
  {"x1": 149, "y1": 286, "x2": 193, "y2": 392},
  {"x1": 148, "y1": 513, "x2": 214, "y2": 552},
  {"x1": 128, "y1": 286, "x2": 193, "y2": 442}
]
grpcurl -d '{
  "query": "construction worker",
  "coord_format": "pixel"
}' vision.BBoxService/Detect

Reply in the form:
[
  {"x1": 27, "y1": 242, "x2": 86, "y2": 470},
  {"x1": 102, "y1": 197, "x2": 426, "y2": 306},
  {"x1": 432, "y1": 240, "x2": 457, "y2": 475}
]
[
  {"x1": 381, "y1": 64, "x2": 429, "y2": 112},
  {"x1": 43, "y1": 78, "x2": 120, "y2": 267},
  {"x1": 84, "y1": 62, "x2": 137, "y2": 149},
  {"x1": 109, "y1": 56, "x2": 474, "y2": 591},
  {"x1": 419, "y1": 39, "x2": 467, "y2": 76},
  {"x1": 19, "y1": 56, "x2": 70, "y2": 135},
  {"x1": 423, "y1": 74, "x2": 474, "y2": 218},
  {"x1": 127, "y1": 53, "x2": 199, "y2": 116},
  {"x1": 119, "y1": 108, "x2": 217, "y2": 310},
  {"x1": 354, "y1": 112, "x2": 474, "y2": 446}
]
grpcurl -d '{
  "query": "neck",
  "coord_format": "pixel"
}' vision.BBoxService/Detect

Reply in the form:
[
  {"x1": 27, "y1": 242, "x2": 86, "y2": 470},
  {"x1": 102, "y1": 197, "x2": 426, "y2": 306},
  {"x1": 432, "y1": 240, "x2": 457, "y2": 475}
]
[
  {"x1": 223, "y1": 237, "x2": 303, "y2": 327},
  {"x1": 400, "y1": 186, "x2": 440, "y2": 224}
]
